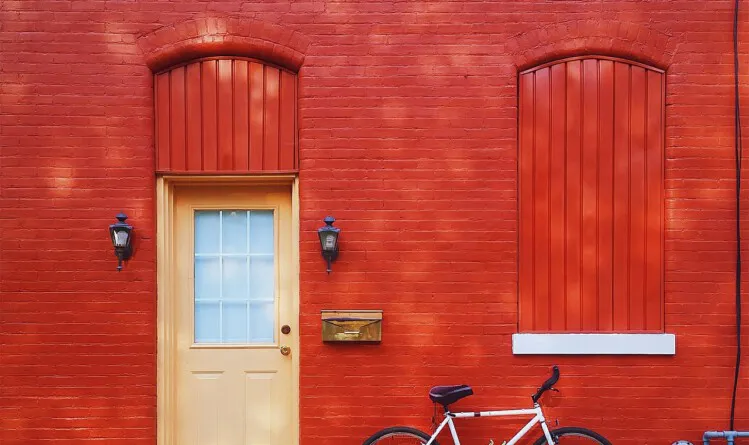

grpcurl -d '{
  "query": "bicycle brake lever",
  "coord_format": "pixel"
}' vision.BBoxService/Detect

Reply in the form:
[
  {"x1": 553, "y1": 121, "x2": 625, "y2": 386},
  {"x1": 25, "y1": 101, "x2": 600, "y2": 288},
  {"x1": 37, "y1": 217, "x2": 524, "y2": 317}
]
[{"x1": 551, "y1": 388, "x2": 559, "y2": 392}]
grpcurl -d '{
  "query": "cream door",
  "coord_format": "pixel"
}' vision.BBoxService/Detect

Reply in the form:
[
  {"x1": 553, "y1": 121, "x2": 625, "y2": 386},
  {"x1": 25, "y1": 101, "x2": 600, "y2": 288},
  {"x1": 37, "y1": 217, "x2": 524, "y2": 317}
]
[{"x1": 172, "y1": 185, "x2": 295, "y2": 445}]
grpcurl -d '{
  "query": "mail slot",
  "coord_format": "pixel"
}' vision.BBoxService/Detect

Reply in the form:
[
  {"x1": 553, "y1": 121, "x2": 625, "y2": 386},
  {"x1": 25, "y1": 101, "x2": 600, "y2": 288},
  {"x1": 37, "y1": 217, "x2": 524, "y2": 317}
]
[{"x1": 321, "y1": 310, "x2": 382, "y2": 342}]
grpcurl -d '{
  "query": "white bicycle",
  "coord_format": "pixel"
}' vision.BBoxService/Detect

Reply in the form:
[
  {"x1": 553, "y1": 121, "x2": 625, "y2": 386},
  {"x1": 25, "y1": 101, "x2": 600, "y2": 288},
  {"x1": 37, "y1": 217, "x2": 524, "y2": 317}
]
[{"x1": 363, "y1": 366, "x2": 612, "y2": 445}]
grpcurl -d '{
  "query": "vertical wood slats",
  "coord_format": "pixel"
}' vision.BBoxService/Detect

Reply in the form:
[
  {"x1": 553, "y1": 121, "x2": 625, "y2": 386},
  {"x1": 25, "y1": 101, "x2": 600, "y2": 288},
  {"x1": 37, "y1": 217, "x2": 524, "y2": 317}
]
[
  {"x1": 217, "y1": 59, "x2": 234, "y2": 171},
  {"x1": 264, "y1": 68, "x2": 280, "y2": 170},
  {"x1": 549, "y1": 63, "x2": 567, "y2": 332},
  {"x1": 612, "y1": 61, "x2": 631, "y2": 331},
  {"x1": 233, "y1": 61, "x2": 249, "y2": 171},
  {"x1": 170, "y1": 67, "x2": 187, "y2": 171},
  {"x1": 155, "y1": 58, "x2": 298, "y2": 173},
  {"x1": 597, "y1": 60, "x2": 615, "y2": 332},
  {"x1": 581, "y1": 59, "x2": 599, "y2": 332},
  {"x1": 201, "y1": 61, "x2": 218, "y2": 171},
  {"x1": 565, "y1": 61, "x2": 582, "y2": 331},
  {"x1": 249, "y1": 63, "x2": 265, "y2": 171},
  {"x1": 518, "y1": 73, "x2": 535, "y2": 333},
  {"x1": 533, "y1": 68, "x2": 551, "y2": 332},
  {"x1": 519, "y1": 57, "x2": 664, "y2": 333},
  {"x1": 155, "y1": 74, "x2": 171, "y2": 171},
  {"x1": 186, "y1": 63, "x2": 202, "y2": 171}
]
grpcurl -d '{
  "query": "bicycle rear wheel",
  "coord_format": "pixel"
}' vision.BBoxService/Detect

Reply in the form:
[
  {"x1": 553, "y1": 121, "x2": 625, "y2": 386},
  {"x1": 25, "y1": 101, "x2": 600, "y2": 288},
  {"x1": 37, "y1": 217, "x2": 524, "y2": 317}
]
[
  {"x1": 533, "y1": 426, "x2": 612, "y2": 445},
  {"x1": 363, "y1": 426, "x2": 438, "y2": 445}
]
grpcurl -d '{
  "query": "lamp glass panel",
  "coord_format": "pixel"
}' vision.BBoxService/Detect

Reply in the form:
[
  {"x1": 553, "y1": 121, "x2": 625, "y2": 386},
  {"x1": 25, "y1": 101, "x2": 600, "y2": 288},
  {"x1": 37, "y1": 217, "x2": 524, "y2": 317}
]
[
  {"x1": 323, "y1": 233, "x2": 337, "y2": 251},
  {"x1": 113, "y1": 229, "x2": 129, "y2": 247}
]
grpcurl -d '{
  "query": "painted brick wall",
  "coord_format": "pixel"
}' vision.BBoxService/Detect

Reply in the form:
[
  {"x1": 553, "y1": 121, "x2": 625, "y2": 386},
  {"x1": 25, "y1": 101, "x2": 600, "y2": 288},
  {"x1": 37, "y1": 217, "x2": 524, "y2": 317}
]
[{"x1": 1, "y1": 1, "x2": 748, "y2": 445}]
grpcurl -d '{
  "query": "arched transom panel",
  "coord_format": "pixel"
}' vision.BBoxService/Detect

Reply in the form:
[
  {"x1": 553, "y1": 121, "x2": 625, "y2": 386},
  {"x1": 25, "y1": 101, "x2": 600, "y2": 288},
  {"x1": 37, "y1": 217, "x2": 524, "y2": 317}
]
[{"x1": 155, "y1": 58, "x2": 297, "y2": 174}]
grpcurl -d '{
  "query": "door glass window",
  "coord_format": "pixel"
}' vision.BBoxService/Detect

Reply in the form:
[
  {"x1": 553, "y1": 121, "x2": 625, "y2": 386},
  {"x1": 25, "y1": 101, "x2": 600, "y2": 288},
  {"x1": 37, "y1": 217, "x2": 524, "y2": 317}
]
[{"x1": 194, "y1": 210, "x2": 275, "y2": 344}]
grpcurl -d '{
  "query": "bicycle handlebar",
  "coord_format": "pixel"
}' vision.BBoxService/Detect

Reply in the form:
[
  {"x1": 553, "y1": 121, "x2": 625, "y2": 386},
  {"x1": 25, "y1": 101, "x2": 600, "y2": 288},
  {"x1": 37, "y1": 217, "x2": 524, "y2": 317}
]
[{"x1": 531, "y1": 365, "x2": 560, "y2": 403}]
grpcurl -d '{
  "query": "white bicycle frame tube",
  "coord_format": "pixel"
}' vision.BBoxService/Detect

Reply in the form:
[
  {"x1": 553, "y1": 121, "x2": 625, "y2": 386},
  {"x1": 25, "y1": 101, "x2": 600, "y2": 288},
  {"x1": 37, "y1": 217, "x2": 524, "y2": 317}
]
[{"x1": 424, "y1": 405, "x2": 554, "y2": 445}]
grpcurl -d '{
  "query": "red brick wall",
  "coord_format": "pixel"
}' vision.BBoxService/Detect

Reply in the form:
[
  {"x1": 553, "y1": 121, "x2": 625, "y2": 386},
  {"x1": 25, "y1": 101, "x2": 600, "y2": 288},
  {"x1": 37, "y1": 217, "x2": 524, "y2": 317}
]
[{"x1": 1, "y1": 2, "x2": 748, "y2": 445}]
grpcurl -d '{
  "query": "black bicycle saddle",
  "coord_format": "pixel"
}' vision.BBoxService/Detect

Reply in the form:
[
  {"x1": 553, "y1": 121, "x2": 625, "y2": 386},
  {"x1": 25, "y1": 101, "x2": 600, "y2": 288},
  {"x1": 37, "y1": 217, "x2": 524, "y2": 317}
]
[{"x1": 429, "y1": 385, "x2": 473, "y2": 406}]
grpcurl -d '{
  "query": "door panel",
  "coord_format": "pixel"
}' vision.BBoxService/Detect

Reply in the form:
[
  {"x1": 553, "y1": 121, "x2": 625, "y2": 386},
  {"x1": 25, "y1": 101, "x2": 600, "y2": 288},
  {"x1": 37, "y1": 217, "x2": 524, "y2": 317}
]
[{"x1": 173, "y1": 185, "x2": 294, "y2": 445}]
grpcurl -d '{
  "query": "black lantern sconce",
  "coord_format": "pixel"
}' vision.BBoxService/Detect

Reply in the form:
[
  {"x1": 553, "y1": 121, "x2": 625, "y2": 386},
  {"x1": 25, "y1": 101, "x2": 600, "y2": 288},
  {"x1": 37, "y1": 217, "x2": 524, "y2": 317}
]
[
  {"x1": 317, "y1": 216, "x2": 340, "y2": 274},
  {"x1": 109, "y1": 212, "x2": 133, "y2": 271}
]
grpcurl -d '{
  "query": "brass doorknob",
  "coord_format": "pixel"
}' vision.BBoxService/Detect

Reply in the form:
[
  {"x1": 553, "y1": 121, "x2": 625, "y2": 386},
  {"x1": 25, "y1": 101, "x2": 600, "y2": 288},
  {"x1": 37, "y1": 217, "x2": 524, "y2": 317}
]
[{"x1": 280, "y1": 345, "x2": 291, "y2": 356}]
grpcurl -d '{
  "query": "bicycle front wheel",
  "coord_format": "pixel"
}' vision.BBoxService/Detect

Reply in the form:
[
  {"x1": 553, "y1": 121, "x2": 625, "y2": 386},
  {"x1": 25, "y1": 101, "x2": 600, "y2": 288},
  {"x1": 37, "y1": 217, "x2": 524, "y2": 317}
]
[
  {"x1": 363, "y1": 426, "x2": 439, "y2": 445},
  {"x1": 533, "y1": 426, "x2": 612, "y2": 445}
]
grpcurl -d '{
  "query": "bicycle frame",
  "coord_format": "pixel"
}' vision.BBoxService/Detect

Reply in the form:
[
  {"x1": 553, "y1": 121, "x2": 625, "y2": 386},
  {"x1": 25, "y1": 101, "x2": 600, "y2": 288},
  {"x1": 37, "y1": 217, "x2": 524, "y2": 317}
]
[{"x1": 425, "y1": 403, "x2": 554, "y2": 445}]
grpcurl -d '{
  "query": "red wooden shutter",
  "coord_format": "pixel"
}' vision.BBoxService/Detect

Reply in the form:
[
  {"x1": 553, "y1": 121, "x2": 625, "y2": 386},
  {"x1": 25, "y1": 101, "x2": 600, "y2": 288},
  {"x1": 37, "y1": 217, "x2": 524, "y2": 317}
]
[
  {"x1": 155, "y1": 58, "x2": 297, "y2": 174},
  {"x1": 518, "y1": 56, "x2": 664, "y2": 333}
]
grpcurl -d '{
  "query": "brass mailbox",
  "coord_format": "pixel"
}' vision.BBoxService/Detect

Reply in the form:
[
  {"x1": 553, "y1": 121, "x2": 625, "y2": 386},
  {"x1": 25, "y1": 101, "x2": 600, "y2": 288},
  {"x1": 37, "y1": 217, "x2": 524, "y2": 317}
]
[{"x1": 321, "y1": 310, "x2": 382, "y2": 342}]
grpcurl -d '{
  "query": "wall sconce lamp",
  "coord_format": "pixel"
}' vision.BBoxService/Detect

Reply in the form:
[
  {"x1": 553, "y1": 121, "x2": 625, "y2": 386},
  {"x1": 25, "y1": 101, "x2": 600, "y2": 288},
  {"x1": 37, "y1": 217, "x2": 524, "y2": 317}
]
[
  {"x1": 109, "y1": 212, "x2": 133, "y2": 271},
  {"x1": 317, "y1": 216, "x2": 340, "y2": 274}
]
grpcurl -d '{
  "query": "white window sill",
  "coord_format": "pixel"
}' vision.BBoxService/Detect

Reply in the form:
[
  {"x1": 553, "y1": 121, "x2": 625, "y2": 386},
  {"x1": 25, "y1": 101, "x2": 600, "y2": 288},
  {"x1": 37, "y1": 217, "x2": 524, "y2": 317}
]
[{"x1": 512, "y1": 333, "x2": 676, "y2": 355}]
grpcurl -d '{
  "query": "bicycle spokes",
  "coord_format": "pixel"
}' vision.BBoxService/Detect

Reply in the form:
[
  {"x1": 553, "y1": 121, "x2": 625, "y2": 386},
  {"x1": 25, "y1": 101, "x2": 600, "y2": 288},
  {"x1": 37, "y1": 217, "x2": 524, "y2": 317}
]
[{"x1": 370, "y1": 433, "x2": 428, "y2": 445}]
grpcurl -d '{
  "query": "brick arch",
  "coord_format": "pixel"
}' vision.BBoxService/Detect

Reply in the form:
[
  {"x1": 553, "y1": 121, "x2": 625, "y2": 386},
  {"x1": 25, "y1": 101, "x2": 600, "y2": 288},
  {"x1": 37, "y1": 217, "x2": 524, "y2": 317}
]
[
  {"x1": 136, "y1": 16, "x2": 310, "y2": 73},
  {"x1": 508, "y1": 20, "x2": 678, "y2": 72}
]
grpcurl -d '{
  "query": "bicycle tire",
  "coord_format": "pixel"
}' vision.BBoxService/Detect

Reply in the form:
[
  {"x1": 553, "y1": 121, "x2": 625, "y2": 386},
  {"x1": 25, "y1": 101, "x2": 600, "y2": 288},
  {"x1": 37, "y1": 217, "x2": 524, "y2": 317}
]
[
  {"x1": 363, "y1": 426, "x2": 439, "y2": 445},
  {"x1": 532, "y1": 426, "x2": 612, "y2": 445}
]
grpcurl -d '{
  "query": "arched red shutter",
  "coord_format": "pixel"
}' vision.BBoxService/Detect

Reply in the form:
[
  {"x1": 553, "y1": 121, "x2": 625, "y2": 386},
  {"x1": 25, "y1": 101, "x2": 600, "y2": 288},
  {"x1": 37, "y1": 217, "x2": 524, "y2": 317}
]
[
  {"x1": 155, "y1": 58, "x2": 297, "y2": 173},
  {"x1": 518, "y1": 56, "x2": 664, "y2": 333}
]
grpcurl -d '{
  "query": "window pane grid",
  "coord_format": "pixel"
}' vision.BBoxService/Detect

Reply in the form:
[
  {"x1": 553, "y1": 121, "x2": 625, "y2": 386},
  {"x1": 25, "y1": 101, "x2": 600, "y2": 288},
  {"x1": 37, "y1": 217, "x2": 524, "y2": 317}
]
[
  {"x1": 246, "y1": 210, "x2": 251, "y2": 342},
  {"x1": 218, "y1": 210, "x2": 224, "y2": 341},
  {"x1": 194, "y1": 209, "x2": 275, "y2": 344},
  {"x1": 194, "y1": 253, "x2": 273, "y2": 257}
]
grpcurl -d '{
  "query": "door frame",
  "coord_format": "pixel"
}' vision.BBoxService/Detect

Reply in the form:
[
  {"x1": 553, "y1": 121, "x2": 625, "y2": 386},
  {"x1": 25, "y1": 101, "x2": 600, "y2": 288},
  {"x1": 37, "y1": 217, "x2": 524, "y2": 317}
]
[{"x1": 156, "y1": 175, "x2": 300, "y2": 445}]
